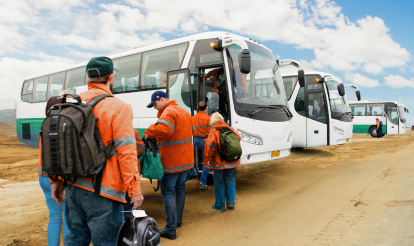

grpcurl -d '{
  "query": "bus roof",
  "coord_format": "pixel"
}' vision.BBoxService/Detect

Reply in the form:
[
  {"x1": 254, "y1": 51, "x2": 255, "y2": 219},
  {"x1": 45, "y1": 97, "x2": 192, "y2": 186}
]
[
  {"x1": 280, "y1": 68, "x2": 342, "y2": 84},
  {"x1": 349, "y1": 100, "x2": 409, "y2": 110},
  {"x1": 23, "y1": 32, "x2": 269, "y2": 81}
]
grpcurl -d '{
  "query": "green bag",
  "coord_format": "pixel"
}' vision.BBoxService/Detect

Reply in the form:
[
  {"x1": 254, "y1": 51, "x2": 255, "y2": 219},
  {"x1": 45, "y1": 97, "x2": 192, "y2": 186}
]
[
  {"x1": 140, "y1": 139, "x2": 164, "y2": 184},
  {"x1": 214, "y1": 127, "x2": 242, "y2": 162}
]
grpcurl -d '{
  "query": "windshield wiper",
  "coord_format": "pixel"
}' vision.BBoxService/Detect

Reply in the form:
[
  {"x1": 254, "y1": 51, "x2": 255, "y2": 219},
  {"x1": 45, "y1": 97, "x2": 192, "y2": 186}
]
[
  {"x1": 248, "y1": 105, "x2": 293, "y2": 118},
  {"x1": 337, "y1": 112, "x2": 349, "y2": 120}
]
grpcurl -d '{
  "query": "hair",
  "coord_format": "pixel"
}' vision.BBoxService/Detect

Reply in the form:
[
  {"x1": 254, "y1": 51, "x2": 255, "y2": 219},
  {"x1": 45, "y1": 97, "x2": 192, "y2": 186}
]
[
  {"x1": 87, "y1": 73, "x2": 111, "y2": 83},
  {"x1": 376, "y1": 118, "x2": 379, "y2": 121},
  {"x1": 45, "y1": 96, "x2": 63, "y2": 117},
  {"x1": 58, "y1": 90, "x2": 72, "y2": 97},
  {"x1": 210, "y1": 112, "x2": 224, "y2": 127},
  {"x1": 126, "y1": 102, "x2": 133, "y2": 119},
  {"x1": 198, "y1": 101, "x2": 207, "y2": 111}
]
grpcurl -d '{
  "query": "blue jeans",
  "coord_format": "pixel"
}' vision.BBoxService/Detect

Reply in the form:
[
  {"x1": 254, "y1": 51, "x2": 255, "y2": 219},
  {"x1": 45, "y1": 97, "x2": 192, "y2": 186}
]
[
  {"x1": 64, "y1": 184, "x2": 124, "y2": 246},
  {"x1": 213, "y1": 168, "x2": 237, "y2": 209},
  {"x1": 194, "y1": 137, "x2": 210, "y2": 184},
  {"x1": 160, "y1": 170, "x2": 188, "y2": 234},
  {"x1": 39, "y1": 175, "x2": 69, "y2": 246}
]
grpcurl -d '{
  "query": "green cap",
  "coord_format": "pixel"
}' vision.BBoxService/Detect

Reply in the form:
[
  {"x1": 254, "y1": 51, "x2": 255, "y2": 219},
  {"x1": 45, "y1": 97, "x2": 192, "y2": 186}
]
[{"x1": 86, "y1": 56, "x2": 117, "y2": 78}]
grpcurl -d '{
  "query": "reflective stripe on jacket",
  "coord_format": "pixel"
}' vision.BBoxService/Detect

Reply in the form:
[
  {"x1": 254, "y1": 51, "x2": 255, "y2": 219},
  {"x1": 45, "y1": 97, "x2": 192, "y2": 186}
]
[
  {"x1": 67, "y1": 83, "x2": 140, "y2": 203},
  {"x1": 204, "y1": 121, "x2": 241, "y2": 170},
  {"x1": 192, "y1": 111, "x2": 210, "y2": 138},
  {"x1": 144, "y1": 100, "x2": 194, "y2": 174}
]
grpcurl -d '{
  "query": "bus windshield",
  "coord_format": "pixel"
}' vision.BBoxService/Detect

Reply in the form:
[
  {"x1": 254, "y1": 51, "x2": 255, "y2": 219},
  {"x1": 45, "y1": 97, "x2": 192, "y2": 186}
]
[
  {"x1": 227, "y1": 42, "x2": 286, "y2": 107},
  {"x1": 398, "y1": 106, "x2": 406, "y2": 122},
  {"x1": 325, "y1": 79, "x2": 350, "y2": 120}
]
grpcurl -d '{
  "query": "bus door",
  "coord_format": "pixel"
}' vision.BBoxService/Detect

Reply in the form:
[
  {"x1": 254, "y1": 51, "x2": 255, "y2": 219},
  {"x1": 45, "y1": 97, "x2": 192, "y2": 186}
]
[
  {"x1": 398, "y1": 107, "x2": 406, "y2": 134},
  {"x1": 305, "y1": 87, "x2": 328, "y2": 147},
  {"x1": 166, "y1": 68, "x2": 196, "y2": 115},
  {"x1": 385, "y1": 103, "x2": 399, "y2": 134}
]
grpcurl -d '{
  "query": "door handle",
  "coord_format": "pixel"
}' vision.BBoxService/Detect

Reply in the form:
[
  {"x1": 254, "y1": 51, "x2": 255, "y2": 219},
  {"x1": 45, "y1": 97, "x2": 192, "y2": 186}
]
[{"x1": 314, "y1": 130, "x2": 319, "y2": 134}]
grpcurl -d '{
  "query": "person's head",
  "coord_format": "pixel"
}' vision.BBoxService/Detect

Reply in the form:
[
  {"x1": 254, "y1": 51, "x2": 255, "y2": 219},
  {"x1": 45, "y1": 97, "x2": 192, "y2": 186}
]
[
  {"x1": 86, "y1": 56, "x2": 117, "y2": 90},
  {"x1": 198, "y1": 101, "x2": 207, "y2": 111},
  {"x1": 147, "y1": 91, "x2": 169, "y2": 111},
  {"x1": 318, "y1": 96, "x2": 324, "y2": 105},
  {"x1": 161, "y1": 74, "x2": 167, "y2": 87},
  {"x1": 376, "y1": 118, "x2": 379, "y2": 122},
  {"x1": 45, "y1": 96, "x2": 63, "y2": 117},
  {"x1": 126, "y1": 102, "x2": 133, "y2": 120},
  {"x1": 210, "y1": 112, "x2": 224, "y2": 127}
]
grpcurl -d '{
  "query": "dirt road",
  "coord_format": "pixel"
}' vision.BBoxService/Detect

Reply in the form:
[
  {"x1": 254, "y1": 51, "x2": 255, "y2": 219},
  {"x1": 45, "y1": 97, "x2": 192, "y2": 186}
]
[{"x1": 1, "y1": 122, "x2": 414, "y2": 245}]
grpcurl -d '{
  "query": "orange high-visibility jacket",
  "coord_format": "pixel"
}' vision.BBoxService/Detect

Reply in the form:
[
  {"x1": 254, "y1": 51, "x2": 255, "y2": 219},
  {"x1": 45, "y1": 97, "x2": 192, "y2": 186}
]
[
  {"x1": 192, "y1": 111, "x2": 211, "y2": 138},
  {"x1": 144, "y1": 100, "x2": 194, "y2": 174},
  {"x1": 205, "y1": 69, "x2": 220, "y2": 94},
  {"x1": 135, "y1": 129, "x2": 144, "y2": 156},
  {"x1": 376, "y1": 121, "x2": 380, "y2": 129},
  {"x1": 204, "y1": 121, "x2": 241, "y2": 170},
  {"x1": 65, "y1": 83, "x2": 141, "y2": 203}
]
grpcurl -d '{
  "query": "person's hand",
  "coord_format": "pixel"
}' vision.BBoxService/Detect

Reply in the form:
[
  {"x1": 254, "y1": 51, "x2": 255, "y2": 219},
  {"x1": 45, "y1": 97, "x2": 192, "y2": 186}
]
[
  {"x1": 51, "y1": 183, "x2": 64, "y2": 206},
  {"x1": 143, "y1": 133, "x2": 148, "y2": 140},
  {"x1": 130, "y1": 194, "x2": 144, "y2": 208}
]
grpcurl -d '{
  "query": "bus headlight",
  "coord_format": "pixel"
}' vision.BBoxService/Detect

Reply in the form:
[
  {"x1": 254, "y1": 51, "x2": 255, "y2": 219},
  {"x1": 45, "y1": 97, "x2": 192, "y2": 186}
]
[
  {"x1": 287, "y1": 131, "x2": 292, "y2": 142},
  {"x1": 333, "y1": 126, "x2": 344, "y2": 135},
  {"x1": 237, "y1": 130, "x2": 263, "y2": 145}
]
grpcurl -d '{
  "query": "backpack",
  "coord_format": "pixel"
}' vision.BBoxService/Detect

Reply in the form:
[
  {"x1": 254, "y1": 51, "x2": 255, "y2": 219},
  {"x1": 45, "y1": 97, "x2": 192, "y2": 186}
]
[
  {"x1": 214, "y1": 127, "x2": 242, "y2": 161},
  {"x1": 379, "y1": 121, "x2": 383, "y2": 128},
  {"x1": 40, "y1": 93, "x2": 115, "y2": 195},
  {"x1": 117, "y1": 213, "x2": 161, "y2": 246}
]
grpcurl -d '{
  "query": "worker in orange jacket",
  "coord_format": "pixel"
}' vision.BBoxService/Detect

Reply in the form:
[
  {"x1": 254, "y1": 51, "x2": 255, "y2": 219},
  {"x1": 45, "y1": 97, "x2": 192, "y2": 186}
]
[
  {"x1": 204, "y1": 112, "x2": 241, "y2": 212},
  {"x1": 144, "y1": 91, "x2": 193, "y2": 240},
  {"x1": 205, "y1": 68, "x2": 228, "y2": 116},
  {"x1": 51, "y1": 57, "x2": 144, "y2": 245},
  {"x1": 192, "y1": 101, "x2": 211, "y2": 189}
]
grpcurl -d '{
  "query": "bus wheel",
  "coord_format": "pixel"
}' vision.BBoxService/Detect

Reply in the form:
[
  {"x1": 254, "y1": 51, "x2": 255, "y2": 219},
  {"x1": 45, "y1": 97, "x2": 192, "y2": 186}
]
[{"x1": 369, "y1": 126, "x2": 378, "y2": 138}]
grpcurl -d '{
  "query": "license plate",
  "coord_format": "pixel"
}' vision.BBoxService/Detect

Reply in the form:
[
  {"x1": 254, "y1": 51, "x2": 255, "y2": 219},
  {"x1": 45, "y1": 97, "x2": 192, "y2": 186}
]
[
  {"x1": 346, "y1": 138, "x2": 349, "y2": 142},
  {"x1": 271, "y1": 150, "x2": 280, "y2": 158}
]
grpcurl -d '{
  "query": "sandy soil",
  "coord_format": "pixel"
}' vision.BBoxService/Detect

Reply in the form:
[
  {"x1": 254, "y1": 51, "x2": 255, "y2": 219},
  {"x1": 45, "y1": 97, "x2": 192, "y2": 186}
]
[{"x1": 1, "y1": 122, "x2": 414, "y2": 246}]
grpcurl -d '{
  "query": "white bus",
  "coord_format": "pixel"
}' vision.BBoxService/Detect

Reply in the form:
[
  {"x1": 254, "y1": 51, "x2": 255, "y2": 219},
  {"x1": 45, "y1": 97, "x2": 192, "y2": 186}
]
[
  {"x1": 17, "y1": 31, "x2": 296, "y2": 166},
  {"x1": 349, "y1": 100, "x2": 409, "y2": 137},
  {"x1": 282, "y1": 68, "x2": 357, "y2": 148}
]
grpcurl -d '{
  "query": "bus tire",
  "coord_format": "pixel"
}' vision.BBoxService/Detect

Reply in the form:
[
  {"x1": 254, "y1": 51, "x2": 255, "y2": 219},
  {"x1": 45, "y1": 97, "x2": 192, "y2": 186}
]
[{"x1": 369, "y1": 126, "x2": 384, "y2": 138}]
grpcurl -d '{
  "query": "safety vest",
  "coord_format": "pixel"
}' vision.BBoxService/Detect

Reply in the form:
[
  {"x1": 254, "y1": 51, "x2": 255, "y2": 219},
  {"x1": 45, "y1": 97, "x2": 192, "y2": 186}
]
[
  {"x1": 144, "y1": 100, "x2": 194, "y2": 174},
  {"x1": 192, "y1": 111, "x2": 210, "y2": 138}
]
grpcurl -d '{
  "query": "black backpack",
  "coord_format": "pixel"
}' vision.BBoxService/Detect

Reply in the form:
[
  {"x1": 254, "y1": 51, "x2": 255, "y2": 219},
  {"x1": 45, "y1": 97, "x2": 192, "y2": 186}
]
[
  {"x1": 40, "y1": 93, "x2": 115, "y2": 195},
  {"x1": 117, "y1": 214, "x2": 161, "y2": 246}
]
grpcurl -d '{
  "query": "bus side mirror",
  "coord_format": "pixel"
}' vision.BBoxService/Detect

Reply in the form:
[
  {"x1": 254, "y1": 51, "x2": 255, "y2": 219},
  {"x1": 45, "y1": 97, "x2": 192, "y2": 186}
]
[
  {"x1": 238, "y1": 49, "x2": 251, "y2": 74},
  {"x1": 298, "y1": 69, "x2": 305, "y2": 87},
  {"x1": 356, "y1": 90, "x2": 361, "y2": 101},
  {"x1": 337, "y1": 83, "x2": 345, "y2": 96}
]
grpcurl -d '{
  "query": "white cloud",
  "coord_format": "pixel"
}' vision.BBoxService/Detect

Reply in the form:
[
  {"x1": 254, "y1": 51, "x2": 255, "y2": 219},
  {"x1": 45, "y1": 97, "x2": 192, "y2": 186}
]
[
  {"x1": 0, "y1": 56, "x2": 73, "y2": 109},
  {"x1": 344, "y1": 72, "x2": 380, "y2": 88},
  {"x1": 384, "y1": 74, "x2": 414, "y2": 89}
]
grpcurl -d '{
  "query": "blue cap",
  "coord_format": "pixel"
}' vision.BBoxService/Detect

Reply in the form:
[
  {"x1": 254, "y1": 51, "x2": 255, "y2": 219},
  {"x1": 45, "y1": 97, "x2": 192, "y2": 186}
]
[{"x1": 147, "y1": 91, "x2": 168, "y2": 108}]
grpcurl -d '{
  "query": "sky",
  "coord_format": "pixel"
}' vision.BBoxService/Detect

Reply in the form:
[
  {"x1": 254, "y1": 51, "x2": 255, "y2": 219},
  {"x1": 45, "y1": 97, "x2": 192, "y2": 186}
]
[{"x1": 1, "y1": 0, "x2": 413, "y2": 125}]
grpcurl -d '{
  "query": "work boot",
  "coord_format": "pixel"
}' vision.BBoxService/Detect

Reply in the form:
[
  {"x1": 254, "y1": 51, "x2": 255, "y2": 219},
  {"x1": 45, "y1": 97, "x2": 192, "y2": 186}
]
[
  {"x1": 177, "y1": 222, "x2": 182, "y2": 228},
  {"x1": 160, "y1": 229, "x2": 176, "y2": 240}
]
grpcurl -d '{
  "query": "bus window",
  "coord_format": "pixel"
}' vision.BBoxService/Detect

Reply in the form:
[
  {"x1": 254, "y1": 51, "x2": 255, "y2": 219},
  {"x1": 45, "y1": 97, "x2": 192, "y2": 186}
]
[
  {"x1": 112, "y1": 54, "x2": 141, "y2": 93},
  {"x1": 350, "y1": 105, "x2": 366, "y2": 116},
  {"x1": 367, "y1": 105, "x2": 383, "y2": 116},
  {"x1": 33, "y1": 76, "x2": 49, "y2": 102},
  {"x1": 307, "y1": 92, "x2": 326, "y2": 123},
  {"x1": 21, "y1": 80, "x2": 34, "y2": 102},
  {"x1": 140, "y1": 43, "x2": 188, "y2": 90},
  {"x1": 294, "y1": 87, "x2": 306, "y2": 116},
  {"x1": 386, "y1": 105, "x2": 399, "y2": 124},
  {"x1": 65, "y1": 67, "x2": 86, "y2": 93},
  {"x1": 49, "y1": 72, "x2": 66, "y2": 98}
]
